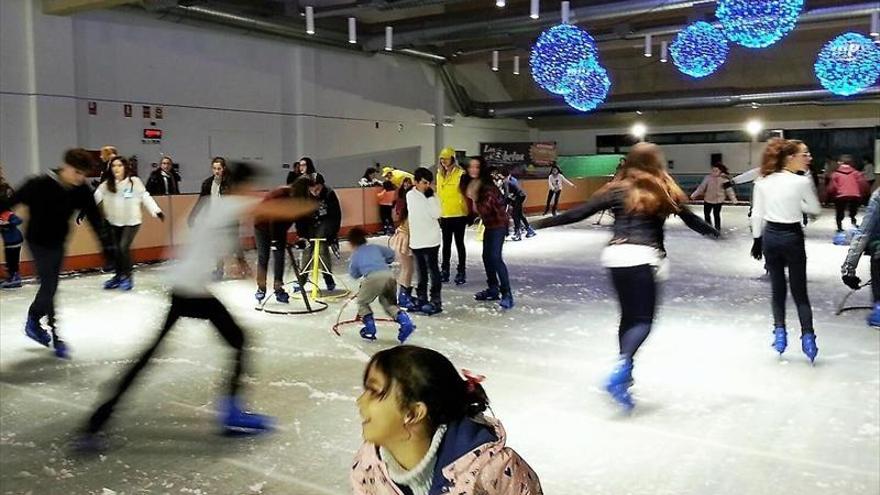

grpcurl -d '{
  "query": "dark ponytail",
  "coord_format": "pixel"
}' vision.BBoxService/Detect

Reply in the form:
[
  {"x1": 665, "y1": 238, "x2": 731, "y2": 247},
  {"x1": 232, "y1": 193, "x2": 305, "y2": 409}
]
[{"x1": 364, "y1": 345, "x2": 489, "y2": 430}]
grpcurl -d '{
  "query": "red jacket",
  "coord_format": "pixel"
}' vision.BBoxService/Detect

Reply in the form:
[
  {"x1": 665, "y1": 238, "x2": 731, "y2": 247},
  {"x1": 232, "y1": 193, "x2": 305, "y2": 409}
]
[
  {"x1": 466, "y1": 181, "x2": 509, "y2": 230},
  {"x1": 827, "y1": 164, "x2": 869, "y2": 200}
]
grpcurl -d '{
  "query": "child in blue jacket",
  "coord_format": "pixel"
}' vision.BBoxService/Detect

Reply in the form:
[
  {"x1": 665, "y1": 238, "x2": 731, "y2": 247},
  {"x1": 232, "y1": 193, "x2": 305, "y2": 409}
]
[{"x1": 348, "y1": 227, "x2": 415, "y2": 343}]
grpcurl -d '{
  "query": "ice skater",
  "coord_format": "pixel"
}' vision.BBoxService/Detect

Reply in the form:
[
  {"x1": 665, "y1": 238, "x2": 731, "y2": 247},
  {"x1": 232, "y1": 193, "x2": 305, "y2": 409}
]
[
  {"x1": 463, "y1": 158, "x2": 514, "y2": 309},
  {"x1": 94, "y1": 156, "x2": 164, "y2": 291},
  {"x1": 79, "y1": 162, "x2": 316, "y2": 447},
  {"x1": 389, "y1": 177, "x2": 416, "y2": 309},
  {"x1": 436, "y1": 147, "x2": 468, "y2": 285},
  {"x1": 347, "y1": 227, "x2": 415, "y2": 343},
  {"x1": 544, "y1": 164, "x2": 574, "y2": 216},
  {"x1": 1, "y1": 149, "x2": 110, "y2": 358},
  {"x1": 307, "y1": 175, "x2": 342, "y2": 292},
  {"x1": 750, "y1": 138, "x2": 822, "y2": 363},
  {"x1": 498, "y1": 168, "x2": 535, "y2": 241},
  {"x1": 691, "y1": 163, "x2": 737, "y2": 231},
  {"x1": 0, "y1": 163, "x2": 23, "y2": 288},
  {"x1": 827, "y1": 154, "x2": 870, "y2": 233},
  {"x1": 407, "y1": 167, "x2": 443, "y2": 315},
  {"x1": 841, "y1": 188, "x2": 880, "y2": 328},
  {"x1": 377, "y1": 181, "x2": 397, "y2": 236},
  {"x1": 534, "y1": 142, "x2": 719, "y2": 410},
  {"x1": 352, "y1": 345, "x2": 542, "y2": 494},
  {"x1": 252, "y1": 178, "x2": 312, "y2": 303}
]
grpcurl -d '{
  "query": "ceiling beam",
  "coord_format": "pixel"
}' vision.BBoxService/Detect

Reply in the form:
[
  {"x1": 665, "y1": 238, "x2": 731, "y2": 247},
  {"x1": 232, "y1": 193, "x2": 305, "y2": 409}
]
[{"x1": 42, "y1": 0, "x2": 137, "y2": 15}]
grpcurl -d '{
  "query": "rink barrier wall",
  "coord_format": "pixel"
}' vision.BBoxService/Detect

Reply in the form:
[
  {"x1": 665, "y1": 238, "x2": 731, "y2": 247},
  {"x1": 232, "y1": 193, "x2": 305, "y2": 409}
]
[{"x1": 2, "y1": 177, "x2": 609, "y2": 277}]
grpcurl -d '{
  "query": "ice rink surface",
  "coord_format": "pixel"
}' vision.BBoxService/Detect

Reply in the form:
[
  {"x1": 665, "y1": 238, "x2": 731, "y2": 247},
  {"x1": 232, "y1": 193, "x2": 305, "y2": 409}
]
[{"x1": 1, "y1": 206, "x2": 877, "y2": 495}]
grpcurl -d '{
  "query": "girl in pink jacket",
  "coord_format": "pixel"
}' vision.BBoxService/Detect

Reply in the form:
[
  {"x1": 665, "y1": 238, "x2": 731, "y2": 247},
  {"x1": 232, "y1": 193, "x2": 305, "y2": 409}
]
[{"x1": 352, "y1": 345, "x2": 542, "y2": 495}]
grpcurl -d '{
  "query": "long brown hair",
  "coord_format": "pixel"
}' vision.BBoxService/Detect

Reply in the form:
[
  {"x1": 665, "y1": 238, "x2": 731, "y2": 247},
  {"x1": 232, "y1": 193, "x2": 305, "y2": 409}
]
[
  {"x1": 601, "y1": 142, "x2": 687, "y2": 216},
  {"x1": 760, "y1": 138, "x2": 804, "y2": 177},
  {"x1": 106, "y1": 156, "x2": 132, "y2": 193}
]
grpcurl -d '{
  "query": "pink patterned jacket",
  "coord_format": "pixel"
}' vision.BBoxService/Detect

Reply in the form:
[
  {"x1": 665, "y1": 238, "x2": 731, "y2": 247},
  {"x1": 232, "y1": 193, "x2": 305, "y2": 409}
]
[{"x1": 351, "y1": 416, "x2": 542, "y2": 495}]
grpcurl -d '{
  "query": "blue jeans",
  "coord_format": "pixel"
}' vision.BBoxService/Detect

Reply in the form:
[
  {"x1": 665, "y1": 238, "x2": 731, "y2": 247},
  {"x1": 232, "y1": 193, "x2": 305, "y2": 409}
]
[{"x1": 482, "y1": 227, "x2": 510, "y2": 296}]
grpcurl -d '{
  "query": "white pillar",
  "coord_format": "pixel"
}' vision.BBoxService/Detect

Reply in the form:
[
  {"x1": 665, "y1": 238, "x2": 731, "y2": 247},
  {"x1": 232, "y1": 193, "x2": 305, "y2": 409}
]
[{"x1": 434, "y1": 68, "x2": 445, "y2": 161}]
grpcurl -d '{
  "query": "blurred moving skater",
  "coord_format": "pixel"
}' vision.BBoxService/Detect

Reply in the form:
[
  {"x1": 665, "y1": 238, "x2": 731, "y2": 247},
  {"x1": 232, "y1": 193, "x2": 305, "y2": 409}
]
[
  {"x1": 535, "y1": 143, "x2": 719, "y2": 410},
  {"x1": 80, "y1": 162, "x2": 316, "y2": 447}
]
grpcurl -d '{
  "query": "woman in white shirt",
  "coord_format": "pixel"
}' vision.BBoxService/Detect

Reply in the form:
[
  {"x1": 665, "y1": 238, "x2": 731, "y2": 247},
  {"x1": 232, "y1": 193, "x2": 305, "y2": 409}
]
[
  {"x1": 544, "y1": 165, "x2": 574, "y2": 216},
  {"x1": 750, "y1": 138, "x2": 821, "y2": 363},
  {"x1": 95, "y1": 157, "x2": 164, "y2": 290}
]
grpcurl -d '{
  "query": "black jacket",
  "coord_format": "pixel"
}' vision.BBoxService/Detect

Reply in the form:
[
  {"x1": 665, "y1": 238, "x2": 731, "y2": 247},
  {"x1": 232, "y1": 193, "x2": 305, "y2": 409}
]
[
  {"x1": 312, "y1": 187, "x2": 341, "y2": 240},
  {"x1": 198, "y1": 176, "x2": 229, "y2": 197},
  {"x1": 145, "y1": 169, "x2": 181, "y2": 196},
  {"x1": 3, "y1": 171, "x2": 105, "y2": 248},
  {"x1": 535, "y1": 187, "x2": 718, "y2": 253}
]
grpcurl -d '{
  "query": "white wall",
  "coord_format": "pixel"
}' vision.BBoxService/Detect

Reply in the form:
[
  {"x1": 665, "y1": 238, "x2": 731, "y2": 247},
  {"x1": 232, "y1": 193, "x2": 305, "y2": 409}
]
[
  {"x1": 0, "y1": 1, "x2": 529, "y2": 190},
  {"x1": 539, "y1": 119, "x2": 880, "y2": 175}
]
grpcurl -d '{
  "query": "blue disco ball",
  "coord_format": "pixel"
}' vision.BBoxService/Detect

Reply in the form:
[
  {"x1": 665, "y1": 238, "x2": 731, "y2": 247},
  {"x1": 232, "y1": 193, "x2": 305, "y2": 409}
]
[
  {"x1": 814, "y1": 32, "x2": 880, "y2": 96},
  {"x1": 716, "y1": 0, "x2": 803, "y2": 49},
  {"x1": 670, "y1": 21, "x2": 730, "y2": 78},
  {"x1": 562, "y1": 61, "x2": 611, "y2": 112},
  {"x1": 530, "y1": 24, "x2": 599, "y2": 95}
]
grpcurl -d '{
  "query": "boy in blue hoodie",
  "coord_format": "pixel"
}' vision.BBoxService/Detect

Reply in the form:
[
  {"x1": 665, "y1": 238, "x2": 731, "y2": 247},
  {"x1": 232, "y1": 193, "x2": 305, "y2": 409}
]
[{"x1": 348, "y1": 227, "x2": 415, "y2": 343}]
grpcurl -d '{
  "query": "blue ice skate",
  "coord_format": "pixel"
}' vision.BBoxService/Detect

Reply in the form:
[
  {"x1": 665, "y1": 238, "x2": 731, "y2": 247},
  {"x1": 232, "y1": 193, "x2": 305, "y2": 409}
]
[
  {"x1": 103, "y1": 275, "x2": 121, "y2": 290},
  {"x1": 218, "y1": 396, "x2": 274, "y2": 434},
  {"x1": 772, "y1": 326, "x2": 787, "y2": 355},
  {"x1": 359, "y1": 313, "x2": 377, "y2": 341},
  {"x1": 801, "y1": 333, "x2": 818, "y2": 364},
  {"x1": 605, "y1": 357, "x2": 635, "y2": 411},
  {"x1": 868, "y1": 303, "x2": 880, "y2": 328},
  {"x1": 274, "y1": 288, "x2": 290, "y2": 304},
  {"x1": 395, "y1": 311, "x2": 415, "y2": 343},
  {"x1": 25, "y1": 318, "x2": 51, "y2": 347},
  {"x1": 474, "y1": 288, "x2": 500, "y2": 301}
]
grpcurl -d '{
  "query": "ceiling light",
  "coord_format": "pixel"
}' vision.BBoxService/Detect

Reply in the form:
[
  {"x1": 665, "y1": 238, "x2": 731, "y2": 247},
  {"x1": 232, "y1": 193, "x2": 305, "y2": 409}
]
[{"x1": 305, "y1": 6, "x2": 314, "y2": 35}]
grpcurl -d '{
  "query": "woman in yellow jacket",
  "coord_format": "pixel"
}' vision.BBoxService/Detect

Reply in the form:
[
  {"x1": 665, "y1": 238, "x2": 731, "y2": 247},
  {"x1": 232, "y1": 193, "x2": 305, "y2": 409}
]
[{"x1": 435, "y1": 147, "x2": 469, "y2": 285}]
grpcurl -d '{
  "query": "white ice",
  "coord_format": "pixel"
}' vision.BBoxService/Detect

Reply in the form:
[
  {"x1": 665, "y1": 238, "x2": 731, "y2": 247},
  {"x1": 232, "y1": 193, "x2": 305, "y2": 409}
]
[{"x1": 0, "y1": 206, "x2": 877, "y2": 495}]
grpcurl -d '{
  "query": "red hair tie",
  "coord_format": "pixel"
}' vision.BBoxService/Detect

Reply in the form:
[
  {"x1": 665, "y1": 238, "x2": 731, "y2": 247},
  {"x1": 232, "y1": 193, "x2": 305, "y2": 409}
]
[{"x1": 462, "y1": 369, "x2": 486, "y2": 392}]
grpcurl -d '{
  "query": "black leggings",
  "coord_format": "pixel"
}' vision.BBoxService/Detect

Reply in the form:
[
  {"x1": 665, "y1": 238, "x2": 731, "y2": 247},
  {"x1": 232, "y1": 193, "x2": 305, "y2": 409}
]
[
  {"x1": 255, "y1": 222, "x2": 290, "y2": 291},
  {"x1": 4, "y1": 245, "x2": 21, "y2": 275},
  {"x1": 609, "y1": 264, "x2": 657, "y2": 359},
  {"x1": 703, "y1": 203, "x2": 723, "y2": 230},
  {"x1": 28, "y1": 243, "x2": 64, "y2": 327},
  {"x1": 86, "y1": 293, "x2": 247, "y2": 433},
  {"x1": 379, "y1": 205, "x2": 394, "y2": 231},
  {"x1": 440, "y1": 217, "x2": 467, "y2": 275},
  {"x1": 111, "y1": 225, "x2": 140, "y2": 277},
  {"x1": 512, "y1": 197, "x2": 530, "y2": 234},
  {"x1": 872, "y1": 251, "x2": 880, "y2": 303},
  {"x1": 763, "y1": 223, "x2": 814, "y2": 333},
  {"x1": 834, "y1": 198, "x2": 859, "y2": 231},
  {"x1": 545, "y1": 190, "x2": 561, "y2": 215}
]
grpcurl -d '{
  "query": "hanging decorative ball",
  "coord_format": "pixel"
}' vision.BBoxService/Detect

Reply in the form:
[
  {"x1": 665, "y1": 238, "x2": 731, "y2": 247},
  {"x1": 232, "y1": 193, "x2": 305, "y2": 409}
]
[
  {"x1": 814, "y1": 32, "x2": 880, "y2": 96},
  {"x1": 562, "y1": 61, "x2": 611, "y2": 112},
  {"x1": 716, "y1": 0, "x2": 803, "y2": 49},
  {"x1": 530, "y1": 24, "x2": 599, "y2": 95},
  {"x1": 670, "y1": 21, "x2": 730, "y2": 78}
]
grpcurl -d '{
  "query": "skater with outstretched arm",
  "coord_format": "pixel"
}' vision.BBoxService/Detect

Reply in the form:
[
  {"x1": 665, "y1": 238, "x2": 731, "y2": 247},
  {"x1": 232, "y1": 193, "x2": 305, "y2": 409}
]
[
  {"x1": 79, "y1": 162, "x2": 316, "y2": 448},
  {"x1": 533, "y1": 143, "x2": 719, "y2": 410}
]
